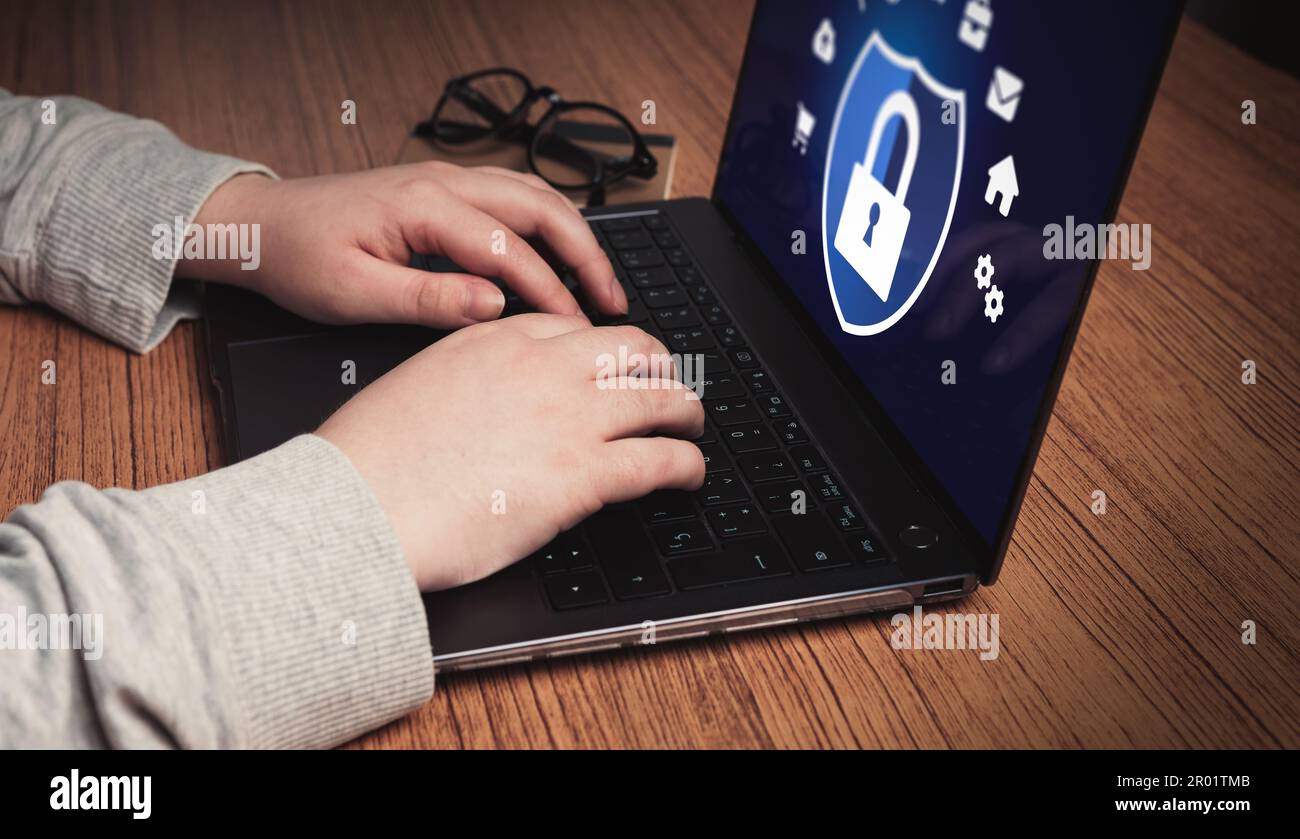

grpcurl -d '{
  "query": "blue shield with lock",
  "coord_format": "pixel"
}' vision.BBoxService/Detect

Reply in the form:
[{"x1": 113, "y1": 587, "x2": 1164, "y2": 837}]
[{"x1": 821, "y1": 31, "x2": 965, "y2": 336}]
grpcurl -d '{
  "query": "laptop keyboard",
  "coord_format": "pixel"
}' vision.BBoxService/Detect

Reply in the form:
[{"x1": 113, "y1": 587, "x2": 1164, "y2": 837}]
[{"x1": 520, "y1": 211, "x2": 891, "y2": 610}]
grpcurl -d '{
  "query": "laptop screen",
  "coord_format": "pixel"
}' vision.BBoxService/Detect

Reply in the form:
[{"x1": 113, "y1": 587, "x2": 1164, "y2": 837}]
[{"x1": 715, "y1": 0, "x2": 1179, "y2": 551}]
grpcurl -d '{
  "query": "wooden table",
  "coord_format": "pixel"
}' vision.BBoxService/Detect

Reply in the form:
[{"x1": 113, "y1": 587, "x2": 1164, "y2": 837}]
[{"x1": 1, "y1": 1, "x2": 1296, "y2": 749}]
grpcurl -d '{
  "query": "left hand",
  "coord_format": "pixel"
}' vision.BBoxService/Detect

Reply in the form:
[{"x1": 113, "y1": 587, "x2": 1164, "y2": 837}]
[{"x1": 180, "y1": 162, "x2": 626, "y2": 328}]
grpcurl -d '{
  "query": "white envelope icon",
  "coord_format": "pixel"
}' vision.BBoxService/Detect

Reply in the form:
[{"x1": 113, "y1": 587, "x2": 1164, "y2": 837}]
[{"x1": 986, "y1": 66, "x2": 1023, "y2": 123}]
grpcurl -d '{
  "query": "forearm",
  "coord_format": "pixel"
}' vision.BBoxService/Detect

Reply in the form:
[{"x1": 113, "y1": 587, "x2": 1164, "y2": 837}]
[
  {"x1": 0, "y1": 88, "x2": 273, "y2": 352},
  {"x1": 0, "y1": 435, "x2": 434, "y2": 748}
]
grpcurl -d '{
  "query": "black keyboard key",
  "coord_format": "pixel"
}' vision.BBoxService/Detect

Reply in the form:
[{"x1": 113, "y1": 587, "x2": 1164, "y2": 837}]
[
  {"x1": 772, "y1": 419, "x2": 808, "y2": 444},
  {"x1": 545, "y1": 570, "x2": 609, "y2": 609},
  {"x1": 668, "y1": 536, "x2": 792, "y2": 590},
  {"x1": 597, "y1": 299, "x2": 649, "y2": 326},
  {"x1": 533, "y1": 532, "x2": 593, "y2": 575},
  {"x1": 742, "y1": 369, "x2": 772, "y2": 393},
  {"x1": 702, "y1": 305, "x2": 731, "y2": 326},
  {"x1": 844, "y1": 529, "x2": 889, "y2": 563},
  {"x1": 698, "y1": 473, "x2": 748, "y2": 506},
  {"x1": 653, "y1": 307, "x2": 701, "y2": 330},
  {"x1": 716, "y1": 326, "x2": 744, "y2": 347},
  {"x1": 690, "y1": 286, "x2": 716, "y2": 306},
  {"x1": 706, "y1": 503, "x2": 767, "y2": 538},
  {"x1": 706, "y1": 398, "x2": 761, "y2": 426},
  {"x1": 757, "y1": 480, "x2": 807, "y2": 513},
  {"x1": 663, "y1": 248, "x2": 692, "y2": 267},
  {"x1": 756, "y1": 393, "x2": 792, "y2": 420},
  {"x1": 618, "y1": 249, "x2": 664, "y2": 269},
  {"x1": 697, "y1": 442, "x2": 732, "y2": 474},
  {"x1": 737, "y1": 451, "x2": 796, "y2": 483},
  {"x1": 699, "y1": 374, "x2": 746, "y2": 400},
  {"x1": 776, "y1": 513, "x2": 852, "y2": 573},
  {"x1": 729, "y1": 348, "x2": 759, "y2": 369},
  {"x1": 628, "y1": 266, "x2": 675, "y2": 288},
  {"x1": 640, "y1": 491, "x2": 696, "y2": 524},
  {"x1": 642, "y1": 214, "x2": 668, "y2": 231},
  {"x1": 723, "y1": 424, "x2": 777, "y2": 454},
  {"x1": 600, "y1": 217, "x2": 643, "y2": 232},
  {"x1": 609, "y1": 229, "x2": 652, "y2": 250},
  {"x1": 829, "y1": 502, "x2": 866, "y2": 531},
  {"x1": 701, "y1": 351, "x2": 729, "y2": 374},
  {"x1": 586, "y1": 506, "x2": 673, "y2": 599},
  {"x1": 666, "y1": 329, "x2": 714, "y2": 352},
  {"x1": 642, "y1": 286, "x2": 688, "y2": 308},
  {"x1": 675, "y1": 266, "x2": 703, "y2": 285},
  {"x1": 807, "y1": 471, "x2": 844, "y2": 501},
  {"x1": 625, "y1": 300, "x2": 650, "y2": 323},
  {"x1": 790, "y1": 445, "x2": 827, "y2": 473},
  {"x1": 651, "y1": 521, "x2": 713, "y2": 556},
  {"x1": 652, "y1": 231, "x2": 680, "y2": 248}
]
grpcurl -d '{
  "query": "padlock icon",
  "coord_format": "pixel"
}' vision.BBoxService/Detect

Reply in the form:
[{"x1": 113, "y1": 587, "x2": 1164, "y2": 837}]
[
  {"x1": 812, "y1": 18, "x2": 835, "y2": 65},
  {"x1": 833, "y1": 89, "x2": 919, "y2": 303},
  {"x1": 958, "y1": 0, "x2": 993, "y2": 53}
]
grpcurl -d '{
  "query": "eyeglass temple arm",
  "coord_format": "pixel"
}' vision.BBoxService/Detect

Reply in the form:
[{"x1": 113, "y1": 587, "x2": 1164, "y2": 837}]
[
  {"x1": 533, "y1": 131, "x2": 607, "y2": 182},
  {"x1": 415, "y1": 85, "x2": 514, "y2": 138}
]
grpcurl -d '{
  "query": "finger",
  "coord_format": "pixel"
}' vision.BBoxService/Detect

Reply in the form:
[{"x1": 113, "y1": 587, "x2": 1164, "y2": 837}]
[
  {"x1": 470, "y1": 166, "x2": 583, "y2": 217},
  {"x1": 591, "y1": 438, "x2": 707, "y2": 503},
  {"x1": 347, "y1": 260, "x2": 505, "y2": 328},
  {"x1": 552, "y1": 324, "x2": 675, "y2": 379},
  {"x1": 400, "y1": 185, "x2": 587, "y2": 318},
  {"x1": 440, "y1": 169, "x2": 625, "y2": 315},
  {"x1": 500, "y1": 311, "x2": 591, "y2": 340},
  {"x1": 590, "y1": 378, "x2": 705, "y2": 440}
]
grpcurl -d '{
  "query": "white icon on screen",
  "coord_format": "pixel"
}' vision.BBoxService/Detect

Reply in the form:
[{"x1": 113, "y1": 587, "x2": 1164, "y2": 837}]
[
  {"x1": 813, "y1": 18, "x2": 836, "y2": 64},
  {"x1": 986, "y1": 66, "x2": 1023, "y2": 122},
  {"x1": 793, "y1": 102, "x2": 816, "y2": 155},
  {"x1": 984, "y1": 155, "x2": 1018, "y2": 217},
  {"x1": 958, "y1": 0, "x2": 993, "y2": 52},
  {"x1": 833, "y1": 90, "x2": 920, "y2": 303}
]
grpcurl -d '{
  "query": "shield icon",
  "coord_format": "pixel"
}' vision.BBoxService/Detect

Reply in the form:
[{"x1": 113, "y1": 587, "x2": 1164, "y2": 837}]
[{"x1": 821, "y1": 31, "x2": 965, "y2": 336}]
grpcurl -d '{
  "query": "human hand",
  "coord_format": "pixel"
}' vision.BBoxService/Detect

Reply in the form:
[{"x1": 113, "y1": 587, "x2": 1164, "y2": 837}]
[
  {"x1": 183, "y1": 163, "x2": 626, "y2": 327},
  {"x1": 317, "y1": 314, "x2": 705, "y2": 591}
]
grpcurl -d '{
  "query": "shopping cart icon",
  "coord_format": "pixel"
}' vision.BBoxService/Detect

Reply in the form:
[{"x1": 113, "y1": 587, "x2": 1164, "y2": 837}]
[{"x1": 793, "y1": 101, "x2": 816, "y2": 155}]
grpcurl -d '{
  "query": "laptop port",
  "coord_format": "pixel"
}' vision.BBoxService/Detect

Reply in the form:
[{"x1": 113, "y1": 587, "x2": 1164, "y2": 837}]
[{"x1": 922, "y1": 579, "x2": 967, "y2": 599}]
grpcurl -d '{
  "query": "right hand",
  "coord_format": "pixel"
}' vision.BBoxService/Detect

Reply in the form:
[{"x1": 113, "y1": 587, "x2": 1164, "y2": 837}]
[{"x1": 318, "y1": 314, "x2": 706, "y2": 591}]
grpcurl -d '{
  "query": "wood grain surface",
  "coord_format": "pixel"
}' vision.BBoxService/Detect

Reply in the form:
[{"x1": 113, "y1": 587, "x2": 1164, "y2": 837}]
[{"x1": 0, "y1": 1, "x2": 1295, "y2": 749}]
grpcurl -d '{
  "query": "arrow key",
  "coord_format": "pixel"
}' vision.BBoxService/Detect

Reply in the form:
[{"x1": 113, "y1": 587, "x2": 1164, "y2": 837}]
[
  {"x1": 545, "y1": 570, "x2": 610, "y2": 610},
  {"x1": 533, "y1": 532, "x2": 593, "y2": 575}
]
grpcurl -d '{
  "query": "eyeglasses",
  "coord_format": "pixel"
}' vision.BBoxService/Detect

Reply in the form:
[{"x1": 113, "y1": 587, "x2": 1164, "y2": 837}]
[{"x1": 415, "y1": 67, "x2": 658, "y2": 207}]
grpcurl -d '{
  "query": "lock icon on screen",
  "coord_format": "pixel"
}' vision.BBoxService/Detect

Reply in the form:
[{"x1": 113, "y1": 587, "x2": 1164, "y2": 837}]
[
  {"x1": 833, "y1": 89, "x2": 919, "y2": 303},
  {"x1": 958, "y1": 0, "x2": 993, "y2": 52}
]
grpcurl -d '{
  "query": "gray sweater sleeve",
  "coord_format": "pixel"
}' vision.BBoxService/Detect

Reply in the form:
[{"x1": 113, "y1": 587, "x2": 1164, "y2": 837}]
[{"x1": 0, "y1": 91, "x2": 435, "y2": 747}]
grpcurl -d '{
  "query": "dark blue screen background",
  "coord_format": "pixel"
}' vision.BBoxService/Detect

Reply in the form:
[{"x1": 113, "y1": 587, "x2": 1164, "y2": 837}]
[{"x1": 716, "y1": 0, "x2": 1176, "y2": 546}]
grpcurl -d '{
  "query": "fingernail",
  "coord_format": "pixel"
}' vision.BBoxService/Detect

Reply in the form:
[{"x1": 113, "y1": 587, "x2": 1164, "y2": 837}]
[
  {"x1": 609, "y1": 276, "x2": 628, "y2": 314},
  {"x1": 466, "y1": 285, "x2": 505, "y2": 321}
]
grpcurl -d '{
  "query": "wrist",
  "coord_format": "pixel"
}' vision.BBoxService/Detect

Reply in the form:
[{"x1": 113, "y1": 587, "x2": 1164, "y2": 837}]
[{"x1": 180, "y1": 173, "x2": 278, "y2": 288}]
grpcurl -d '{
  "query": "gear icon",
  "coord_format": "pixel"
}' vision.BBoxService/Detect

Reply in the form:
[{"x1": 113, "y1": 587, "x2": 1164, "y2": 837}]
[
  {"x1": 974, "y1": 254, "x2": 995, "y2": 289},
  {"x1": 984, "y1": 284, "x2": 1005, "y2": 323}
]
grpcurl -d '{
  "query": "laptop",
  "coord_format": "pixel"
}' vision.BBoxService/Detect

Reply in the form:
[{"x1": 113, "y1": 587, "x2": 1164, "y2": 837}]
[{"x1": 205, "y1": 0, "x2": 1182, "y2": 670}]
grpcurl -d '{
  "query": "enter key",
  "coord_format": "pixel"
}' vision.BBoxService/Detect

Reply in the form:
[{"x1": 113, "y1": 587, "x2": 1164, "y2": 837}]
[{"x1": 668, "y1": 536, "x2": 792, "y2": 590}]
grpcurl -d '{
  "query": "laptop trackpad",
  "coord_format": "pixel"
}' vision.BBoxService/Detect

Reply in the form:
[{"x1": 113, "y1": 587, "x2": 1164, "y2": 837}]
[{"x1": 226, "y1": 328, "x2": 436, "y2": 460}]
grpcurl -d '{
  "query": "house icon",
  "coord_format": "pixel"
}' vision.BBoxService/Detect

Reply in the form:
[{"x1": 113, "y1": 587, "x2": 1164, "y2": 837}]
[{"x1": 984, "y1": 155, "x2": 1018, "y2": 217}]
